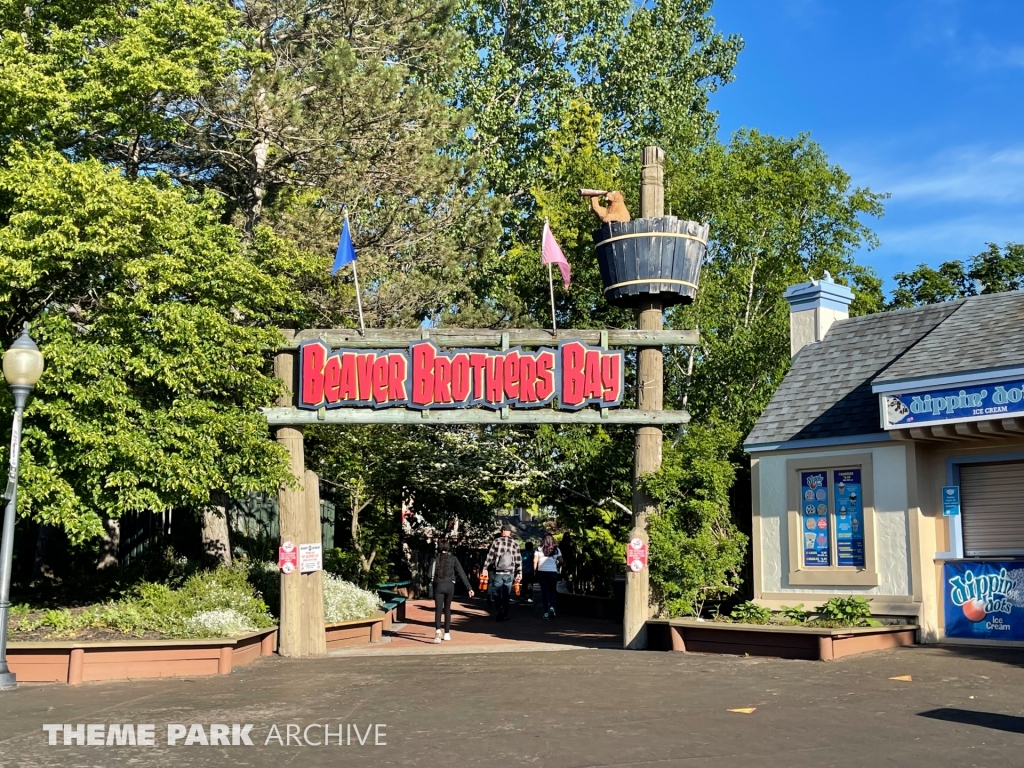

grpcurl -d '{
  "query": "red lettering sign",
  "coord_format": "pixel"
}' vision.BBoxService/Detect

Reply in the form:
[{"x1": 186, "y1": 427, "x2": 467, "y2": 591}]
[{"x1": 297, "y1": 339, "x2": 623, "y2": 412}]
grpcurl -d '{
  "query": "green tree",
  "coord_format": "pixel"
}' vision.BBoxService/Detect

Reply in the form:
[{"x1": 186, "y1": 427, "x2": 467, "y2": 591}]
[
  {"x1": 0, "y1": 151, "x2": 309, "y2": 541},
  {"x1": 449, "y1": 0, "x2": 742, "y2": 218},
  {"x1": 0, "y1": 0, "x2": 233, "y2": 173},
  {"x1": 667, "y1": 130, "x2": 886, "y2": 435},
  {"x1": 888, "y1": 243, "x2": 1024, "y2": 308},
  {"x1": 176, "y1": 0, "x2": 493, "y2": 329},
  {"x1": 646, "y1": 421, "x2": 747, "y2": 617},
  {"x1": 307, "y1": 423, "x2": 541, "y2": 583}
]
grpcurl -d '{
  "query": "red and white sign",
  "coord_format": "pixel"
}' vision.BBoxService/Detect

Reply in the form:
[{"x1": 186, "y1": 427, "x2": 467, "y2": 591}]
[
  {"x1": 299, "y1": 543, "x2": 323, "y2": 574},
  {"x1": 298, "y1": 339, "x2": 624, "y2": 412},
  {"x1": 278, "y1": 540, "x2": 297, "y2": 574},
  {"x1": 626, "y1": 537, "x2": 648, "y2": 572}
]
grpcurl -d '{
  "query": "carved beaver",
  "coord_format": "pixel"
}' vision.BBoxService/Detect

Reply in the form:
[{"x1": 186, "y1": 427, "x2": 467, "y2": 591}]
[{"x1": 590, "y1": 190, "x2": 631, "y2": 223}]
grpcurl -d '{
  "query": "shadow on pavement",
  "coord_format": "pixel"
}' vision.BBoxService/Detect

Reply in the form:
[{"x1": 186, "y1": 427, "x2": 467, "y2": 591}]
[
  {"x1": 387, "y1": 596, "x2": 622, "y2": 650},
  {"x1": 919, "y1": 708, "x2": 1024, "y2": 734},
  {"x1": 925, "y1": 644, "x2": 1024, "y2": 669}
]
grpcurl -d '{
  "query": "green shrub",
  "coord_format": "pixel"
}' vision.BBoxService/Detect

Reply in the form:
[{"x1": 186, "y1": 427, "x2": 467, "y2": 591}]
[
  {"x1": 322, "y1": 574, "x2": 384, "y2": 623},
  {"x1": 646, "y1": 423, "x2": 748, "y2": 617},
  {"x1": 9, "y1": 566, "x2": 276, "y2": 639},
  {"x1": 249, "y1": 562, "x2": 383, "y2": 623},
  {"x1": 780, "y1": 603, "x2": 810, "y2": 624},
  {"x1": 42, "y1": 609, "x2": 75, "y2": 635},
  {"x1": 730, "y1": 601, "x2": 771, "y2": 624},
  {"x1": 814, "y1": 596, "x2": 879, "y2": 627}
]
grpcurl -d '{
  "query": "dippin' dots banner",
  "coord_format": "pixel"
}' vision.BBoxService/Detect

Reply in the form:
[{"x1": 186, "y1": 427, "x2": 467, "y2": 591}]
[
  {"x1": 299, "y1": 340, "x2": 624, "y2": 411},
  {"x1": 944, "y1": 560, "x2": 1024, "y2": 641}
]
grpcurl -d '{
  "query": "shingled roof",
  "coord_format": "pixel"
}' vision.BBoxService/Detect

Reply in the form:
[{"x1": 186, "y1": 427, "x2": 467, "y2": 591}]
[
  {"x1": 744, "y1": 300, "x2": 961, "y2": 448},
  {"x1": 875, "y1": 290, "x2": 1024, "y2": 384}
]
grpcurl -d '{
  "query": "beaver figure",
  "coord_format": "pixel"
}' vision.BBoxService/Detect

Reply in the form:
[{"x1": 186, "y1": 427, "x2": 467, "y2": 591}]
[{"x1": 590, "y1": 190, "x2": 631, "y2": 223}]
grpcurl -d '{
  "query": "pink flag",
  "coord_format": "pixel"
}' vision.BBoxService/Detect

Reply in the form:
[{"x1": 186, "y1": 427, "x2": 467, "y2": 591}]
[{"x1": 541, "y1": 220, "x2": 570, "y2": 288}]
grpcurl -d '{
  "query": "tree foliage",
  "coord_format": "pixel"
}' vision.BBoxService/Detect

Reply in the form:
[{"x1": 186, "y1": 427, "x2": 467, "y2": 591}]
[
  {"x1": 889, "y1": 243, "x2": 1024, "y2": 309},
  {"x1": 646, "y1": 421, "x2": 746, "y2": 617},
  {"x1": 0, "y1": 0, "x2": 904, "y2": 620},
  {"x1": 667, "y1": 129, "x2": 886, "y2": 434},
  {"x1": 0, "y1": 151, "x2": 306, "y2": 541}
]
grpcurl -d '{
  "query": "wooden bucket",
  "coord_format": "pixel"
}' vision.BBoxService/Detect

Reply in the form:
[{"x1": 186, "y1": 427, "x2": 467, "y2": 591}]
[{"x1": 593, "y1": 217, "x2": 708, "y2": 307}]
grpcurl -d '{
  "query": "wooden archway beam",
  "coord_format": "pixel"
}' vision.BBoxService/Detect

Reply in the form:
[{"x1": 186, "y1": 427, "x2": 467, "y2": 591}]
[{"x1": 280, "y1": 328, "x2": 698, "y2": 349}]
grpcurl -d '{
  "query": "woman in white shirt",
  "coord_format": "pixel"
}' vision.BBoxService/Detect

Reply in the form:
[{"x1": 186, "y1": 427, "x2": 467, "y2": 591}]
[{"x1": 533, "y1": 534, "x2": 563, "y2": 619}]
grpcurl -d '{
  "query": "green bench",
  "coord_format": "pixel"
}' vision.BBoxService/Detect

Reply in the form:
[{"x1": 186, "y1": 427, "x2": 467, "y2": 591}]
[{"x1": 376, "y1": 581, "x2": 412, "y2": 623}]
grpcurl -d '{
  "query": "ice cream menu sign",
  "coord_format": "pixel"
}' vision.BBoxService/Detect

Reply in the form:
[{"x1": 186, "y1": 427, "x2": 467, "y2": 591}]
[
  {"x1": 834, "y1": 469, "x2": 864, "y2": 567},
  {"x1": 801, "y1": 472, "x2": 830, "y2": 566}
]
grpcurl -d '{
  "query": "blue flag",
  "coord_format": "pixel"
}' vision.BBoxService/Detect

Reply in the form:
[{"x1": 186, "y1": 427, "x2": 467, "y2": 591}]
[{"x1": 332, "y1": 218, "x2": 356, "y2": 274}]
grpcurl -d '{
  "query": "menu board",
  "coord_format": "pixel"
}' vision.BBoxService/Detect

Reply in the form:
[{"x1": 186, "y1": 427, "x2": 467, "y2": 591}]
[
  {"x1": 801, "y1": 472, "x2": 830, "y2": 566},
  {"x1": 834, "y1": 468, "x2": 864, "y2": 567}
]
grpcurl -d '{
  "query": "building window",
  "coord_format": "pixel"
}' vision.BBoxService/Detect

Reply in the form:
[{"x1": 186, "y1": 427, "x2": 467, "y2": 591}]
[{"x1": 787, "y1": 455, "x2": 878, "y2": 587}]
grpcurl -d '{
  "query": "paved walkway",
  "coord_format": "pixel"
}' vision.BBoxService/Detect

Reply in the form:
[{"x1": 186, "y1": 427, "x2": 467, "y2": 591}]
[
  {"x1": 334, "y1": 596, "x2": 621, "y2": 656},
  {"x1": 3, "y1": 644, "x2": 1024, "y2": 767}
]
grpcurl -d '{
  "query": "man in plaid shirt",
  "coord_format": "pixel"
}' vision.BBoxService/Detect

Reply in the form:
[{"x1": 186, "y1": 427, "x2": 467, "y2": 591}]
[{"x1": 483, "y1": 523, "x2": 522, "y2": 621}]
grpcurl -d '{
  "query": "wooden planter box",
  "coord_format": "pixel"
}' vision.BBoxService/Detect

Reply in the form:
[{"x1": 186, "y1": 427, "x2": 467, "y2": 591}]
[
  {"x1": 593, "y1": 217, "x2": 708, "y2": 307},
  {"x1": 7, "y1": 628, "x2": 277, "y2": 685},
  {"x1": 647, "y1": 619, "x2": 918, "y2": 661},
  {"x1": 324, "y1": 612, "x2": 385, "y2": 649}
]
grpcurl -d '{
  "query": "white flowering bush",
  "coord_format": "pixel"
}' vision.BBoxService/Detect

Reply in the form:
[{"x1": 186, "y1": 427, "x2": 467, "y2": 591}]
[
  {"x1": 184, "y1": 609, "x2": 259, "y2": 638},
  {"x1": 322, "y1": 573, "x2": 383, "y2": 624}
]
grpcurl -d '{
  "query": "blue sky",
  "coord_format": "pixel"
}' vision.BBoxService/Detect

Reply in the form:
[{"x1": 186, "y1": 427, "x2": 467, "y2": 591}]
[{"x1": 708, "y1": 0, "x2": 1024, "y2": 289}]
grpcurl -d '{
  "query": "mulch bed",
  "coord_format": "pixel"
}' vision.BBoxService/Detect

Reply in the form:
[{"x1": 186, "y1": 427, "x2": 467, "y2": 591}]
[{"x1": 9, "y1": 606, "x2": 170, "y2": 643}]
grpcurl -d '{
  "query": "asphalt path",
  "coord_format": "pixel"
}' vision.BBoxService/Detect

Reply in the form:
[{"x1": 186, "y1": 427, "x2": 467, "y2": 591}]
[{"x1": 1, "y1": 643, "x2": 1022, "y2": 767}]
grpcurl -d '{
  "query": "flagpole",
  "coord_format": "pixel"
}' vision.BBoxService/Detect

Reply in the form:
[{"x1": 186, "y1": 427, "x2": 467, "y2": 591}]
[
  {"x1": 547, "y1": 262, "x2": 558, "y2": 336},
  {"x1": 544, "y1": 218, "x2": 558, "y2": 337},
  {"x1": 352, "y1": 259, "x2": 366, "y2": 335},
  {"x1": 344, "y1": 211, "x2": 366, "y2": 335}
]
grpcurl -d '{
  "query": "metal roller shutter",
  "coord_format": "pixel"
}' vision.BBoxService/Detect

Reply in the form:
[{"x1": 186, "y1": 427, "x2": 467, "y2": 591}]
[{"x1": 961, "y1": 461, "x2": 1024, "y2": 556}]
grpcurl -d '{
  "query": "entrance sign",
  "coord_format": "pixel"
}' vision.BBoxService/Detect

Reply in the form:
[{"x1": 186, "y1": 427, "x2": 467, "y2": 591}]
[
  {"x1": 942, "y1": 486, "x2": 961, "y2": 517},
  {"x1": 299, "y1": 543, "x2": 323, "y2": 574},
  {"x1": 944, "y1": 561, "x2": 1024, "y2": 640},
  {"x1": 299, "y1": 339, "x2": 624, "y2": 412},
  {"x1": 278, "y1": 541, "x2": 297, "y2": 574},
  {"x1": 881, "y1": 376, "x2": 1024, "y2": 429},
  {"x1": 626, "y1": 538, "x2": 647, "y2": 572}
]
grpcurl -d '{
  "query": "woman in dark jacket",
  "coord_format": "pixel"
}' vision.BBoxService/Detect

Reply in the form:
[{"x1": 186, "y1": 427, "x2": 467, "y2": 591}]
[{"x1": 430, "y1": 540, "x2": 474, "y2": 643}]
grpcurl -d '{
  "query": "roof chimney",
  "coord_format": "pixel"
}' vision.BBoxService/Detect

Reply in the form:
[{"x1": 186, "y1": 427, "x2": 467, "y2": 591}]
[{"x1": 782, "y1": 272, "x2": 854, "y2": 357}]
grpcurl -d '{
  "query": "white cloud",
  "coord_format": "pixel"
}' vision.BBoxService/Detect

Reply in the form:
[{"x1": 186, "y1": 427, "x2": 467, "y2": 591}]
[{"x1": 850, "y1": 144, "x2": 1024, "y2": 206}]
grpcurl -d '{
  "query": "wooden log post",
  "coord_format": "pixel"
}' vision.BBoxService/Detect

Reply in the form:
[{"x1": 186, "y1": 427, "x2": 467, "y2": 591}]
[
  {"x1": 274, "y1": 331, "x2": 327, "y2": 657},
  {"x1": 624, "y1": 146, "x2": 666, "y2": 650}
]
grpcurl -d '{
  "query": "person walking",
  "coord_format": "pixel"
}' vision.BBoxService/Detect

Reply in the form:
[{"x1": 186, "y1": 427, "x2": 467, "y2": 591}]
[
  {"x1": 429, "y1": 540, "x2": 474, "y2": 643},
  {"x1": 482, "y1": 523, "x2": 521, "y2": 621},
  {"x1": 519, "y1": 541, "x2": 536, "y2": 604},
  {"x1": 534, "y1": 534, "x2": 563, "y2": 619}
]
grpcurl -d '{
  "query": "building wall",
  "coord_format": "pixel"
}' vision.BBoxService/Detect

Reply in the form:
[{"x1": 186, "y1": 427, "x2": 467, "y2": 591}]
[
  {"x1": 753, "y1": 441, "x2": 917, "y2": 614},
  {"x1": 912, "y1": 435, "x2": 1024, "y2": 643},
  {"x1": 752, "y1": 433, "x2": 1024, "y2": 643}
]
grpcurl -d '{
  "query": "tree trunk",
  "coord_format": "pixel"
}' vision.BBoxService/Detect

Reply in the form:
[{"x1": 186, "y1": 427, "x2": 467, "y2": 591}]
[
  {"x1": 201, "y1": 493, "x2": 232, "y2": 567},
  {"x1": 31, "y1": 523, "x2": 55, "y2": 583},
  {"x1": 96, "y1": 517, "x2": 120, "y2": 571},
  {"x1": 246, "y1": 85, "x2": 269, "y2": 235}
]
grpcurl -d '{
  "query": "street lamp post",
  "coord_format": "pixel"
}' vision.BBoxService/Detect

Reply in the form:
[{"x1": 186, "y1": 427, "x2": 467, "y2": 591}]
[{"x1": 0, "y1": 323, "x2": 45, "y2": 690}]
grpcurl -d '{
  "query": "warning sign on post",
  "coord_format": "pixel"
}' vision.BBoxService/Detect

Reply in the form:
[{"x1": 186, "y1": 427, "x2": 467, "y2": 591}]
[
  {"x1": 299, "y1": 543, "x2": 323, "y2": 574},
  {"x1": 626, "y1": 537, "x2": 648, "y2": 573},
  {"x1": 278, "y1": 540, "x2": 297, "y2": 574}
]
